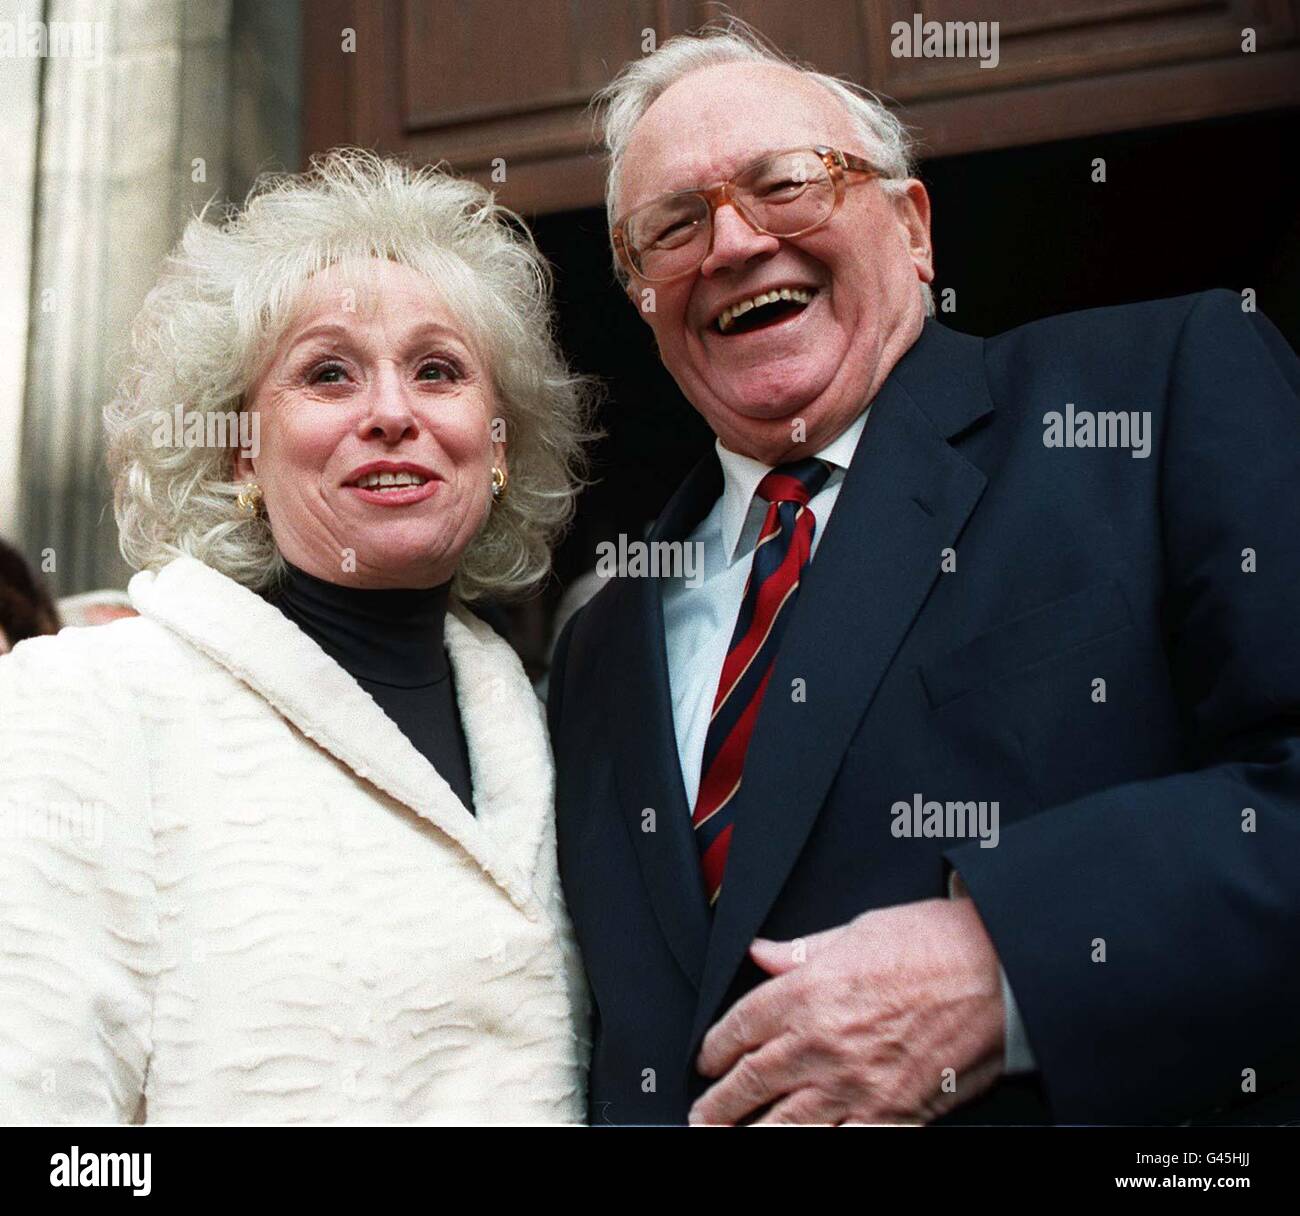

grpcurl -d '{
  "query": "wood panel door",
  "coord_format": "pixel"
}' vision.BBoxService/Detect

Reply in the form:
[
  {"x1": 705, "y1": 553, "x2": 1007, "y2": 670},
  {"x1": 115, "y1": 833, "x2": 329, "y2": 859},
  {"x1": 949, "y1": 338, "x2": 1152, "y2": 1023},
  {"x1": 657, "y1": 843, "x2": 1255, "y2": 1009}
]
[
  {"x1": 304, "y1": 0, "x2": 1300, "y2": 213},
  {"x1": 306, "y1": 0, "x2": 692, "y2": 212}
]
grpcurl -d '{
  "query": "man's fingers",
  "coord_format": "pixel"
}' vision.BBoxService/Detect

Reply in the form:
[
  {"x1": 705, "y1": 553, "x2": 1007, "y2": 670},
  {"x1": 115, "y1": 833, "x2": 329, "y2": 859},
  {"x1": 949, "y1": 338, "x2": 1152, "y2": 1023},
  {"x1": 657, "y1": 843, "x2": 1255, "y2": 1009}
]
[
  {"x1": 749, "y1": 938, "x2": 802, "y2": 976},
  {"x1": 752, "y1": 1087, "x2": 837, "y2": 1125},
  {"x1": 697, "y1": 971, "x2": 802, "y2": 1077},
  {"x1": 749, "y1": 924, "x2": 843, "y2": 975},
  {"x1": 689, "y1": 1034, "x2": 799, "y2": 1126}
]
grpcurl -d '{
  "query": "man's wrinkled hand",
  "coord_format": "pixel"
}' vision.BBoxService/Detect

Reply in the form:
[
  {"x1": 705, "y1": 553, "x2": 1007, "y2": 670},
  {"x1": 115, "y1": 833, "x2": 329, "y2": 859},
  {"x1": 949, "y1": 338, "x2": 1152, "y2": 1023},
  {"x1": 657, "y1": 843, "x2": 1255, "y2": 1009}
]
[{"x1": 689, "y1": 897, "x2": 1005, "y2": 1125}]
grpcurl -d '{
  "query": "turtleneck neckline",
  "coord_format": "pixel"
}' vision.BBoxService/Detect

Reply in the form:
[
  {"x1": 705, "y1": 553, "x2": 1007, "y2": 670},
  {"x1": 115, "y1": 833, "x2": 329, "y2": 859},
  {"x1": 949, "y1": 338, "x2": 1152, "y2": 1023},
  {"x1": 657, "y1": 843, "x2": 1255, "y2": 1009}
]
[{"x1": 269, "y1": 560, "x2": 452, "y2": 689}]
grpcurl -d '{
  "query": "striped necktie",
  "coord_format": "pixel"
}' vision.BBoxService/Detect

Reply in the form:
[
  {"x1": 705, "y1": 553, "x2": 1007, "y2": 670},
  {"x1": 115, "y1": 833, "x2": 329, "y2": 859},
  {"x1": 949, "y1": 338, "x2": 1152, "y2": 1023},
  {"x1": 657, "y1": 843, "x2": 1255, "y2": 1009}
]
[{"x1": 692, "y1": 456, "x2": 832, "y2": 905}]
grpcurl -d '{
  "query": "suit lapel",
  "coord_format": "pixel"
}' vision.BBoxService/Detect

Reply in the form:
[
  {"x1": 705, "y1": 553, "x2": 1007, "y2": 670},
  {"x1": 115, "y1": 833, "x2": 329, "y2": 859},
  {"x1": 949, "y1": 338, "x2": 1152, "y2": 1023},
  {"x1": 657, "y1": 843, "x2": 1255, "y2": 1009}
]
[
  {"x1": 607, "y1": 455, "x2": 723, "y2": 991},
  {"x1": 689, "y1": 319, "x2": 995, "y2": 1048}
]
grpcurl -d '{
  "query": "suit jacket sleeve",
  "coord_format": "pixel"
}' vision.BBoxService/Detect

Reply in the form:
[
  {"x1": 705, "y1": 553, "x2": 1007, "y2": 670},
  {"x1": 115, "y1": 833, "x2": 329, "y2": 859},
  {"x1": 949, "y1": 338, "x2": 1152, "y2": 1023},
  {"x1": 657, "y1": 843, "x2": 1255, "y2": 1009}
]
[
  {"x1": 948, "y1": 868, "x2": 1037, "y2": 1073},
  {"x1": 945, "y1": 290, "x2": 1300, "y2": 1123}
]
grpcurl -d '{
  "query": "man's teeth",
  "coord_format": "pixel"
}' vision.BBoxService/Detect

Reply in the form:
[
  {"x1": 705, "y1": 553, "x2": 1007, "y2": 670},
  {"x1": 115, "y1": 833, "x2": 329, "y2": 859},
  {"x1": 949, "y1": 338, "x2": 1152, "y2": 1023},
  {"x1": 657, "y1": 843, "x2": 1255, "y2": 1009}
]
[
  {"x1": 354, "y1": 471, "x2": 428, "y2": 490},
  {"x1": 716, "y1": 287, "x2": 815, "y2": 333}
]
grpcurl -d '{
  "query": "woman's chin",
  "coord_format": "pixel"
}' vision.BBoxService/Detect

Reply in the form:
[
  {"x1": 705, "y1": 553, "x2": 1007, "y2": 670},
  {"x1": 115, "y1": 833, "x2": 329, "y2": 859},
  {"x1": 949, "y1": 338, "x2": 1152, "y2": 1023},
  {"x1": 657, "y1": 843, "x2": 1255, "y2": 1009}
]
[{"x1": 322, "y1": 530, "x2": 455, "y2": 587}]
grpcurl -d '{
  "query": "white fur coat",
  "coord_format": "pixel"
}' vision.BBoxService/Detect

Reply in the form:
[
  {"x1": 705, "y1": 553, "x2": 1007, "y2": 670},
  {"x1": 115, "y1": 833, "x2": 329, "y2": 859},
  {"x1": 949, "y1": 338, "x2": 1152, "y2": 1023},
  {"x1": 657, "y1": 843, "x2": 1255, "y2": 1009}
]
[{"x1": 0, "y1": 556, "x2": 588, "y2": 1124}]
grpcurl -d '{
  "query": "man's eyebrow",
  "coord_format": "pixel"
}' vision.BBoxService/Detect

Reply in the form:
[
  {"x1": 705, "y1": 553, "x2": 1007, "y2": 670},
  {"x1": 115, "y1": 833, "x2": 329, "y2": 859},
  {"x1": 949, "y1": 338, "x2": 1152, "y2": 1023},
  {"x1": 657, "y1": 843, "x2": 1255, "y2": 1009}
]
[{"x1": 656, "y1": 147, "x2": 797, "y2": 195}]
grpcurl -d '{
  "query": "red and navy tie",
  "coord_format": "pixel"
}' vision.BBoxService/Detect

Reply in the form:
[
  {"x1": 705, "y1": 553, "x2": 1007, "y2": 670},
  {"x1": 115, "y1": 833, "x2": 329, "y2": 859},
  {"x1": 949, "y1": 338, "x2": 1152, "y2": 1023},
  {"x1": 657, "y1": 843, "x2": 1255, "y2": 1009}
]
[{"x1": 692, "y1": 457, "x2": 832, "y2": 904}]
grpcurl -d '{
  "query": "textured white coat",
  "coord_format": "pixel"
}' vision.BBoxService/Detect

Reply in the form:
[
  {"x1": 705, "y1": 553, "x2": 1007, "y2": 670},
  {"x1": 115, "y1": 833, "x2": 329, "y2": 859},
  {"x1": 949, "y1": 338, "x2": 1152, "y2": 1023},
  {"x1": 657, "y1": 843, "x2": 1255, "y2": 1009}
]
[{"x1": 0, "y1": 556, "x2": 589, "y2": 1123}]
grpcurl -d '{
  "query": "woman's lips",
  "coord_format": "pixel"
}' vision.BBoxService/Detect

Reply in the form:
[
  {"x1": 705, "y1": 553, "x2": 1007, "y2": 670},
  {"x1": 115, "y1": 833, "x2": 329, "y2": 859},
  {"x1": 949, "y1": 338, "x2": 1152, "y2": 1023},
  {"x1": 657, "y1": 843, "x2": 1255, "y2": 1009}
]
[{"x1": 344, "y1": 480, "x2": 440, "y2": 506}]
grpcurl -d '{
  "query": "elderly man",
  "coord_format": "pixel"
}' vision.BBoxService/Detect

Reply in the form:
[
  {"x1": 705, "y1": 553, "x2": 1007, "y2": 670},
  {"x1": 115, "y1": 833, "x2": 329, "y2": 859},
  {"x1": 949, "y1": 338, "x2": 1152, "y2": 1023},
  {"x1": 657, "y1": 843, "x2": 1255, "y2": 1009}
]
[{"x1": 547, "y1": 22, "x2": 1300, "y2": 1125}]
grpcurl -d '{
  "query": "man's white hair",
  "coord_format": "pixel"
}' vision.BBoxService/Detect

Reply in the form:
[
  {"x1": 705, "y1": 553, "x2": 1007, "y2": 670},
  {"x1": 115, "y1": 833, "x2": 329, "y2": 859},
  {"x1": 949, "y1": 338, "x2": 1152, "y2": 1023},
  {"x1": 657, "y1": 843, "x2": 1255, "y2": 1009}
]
[
  {"x1": 594, "y1": 17, "x2": 934, "y2": 315},
  {"x1": 106, "y1": 149, "x2": 596, "y2": 602}
]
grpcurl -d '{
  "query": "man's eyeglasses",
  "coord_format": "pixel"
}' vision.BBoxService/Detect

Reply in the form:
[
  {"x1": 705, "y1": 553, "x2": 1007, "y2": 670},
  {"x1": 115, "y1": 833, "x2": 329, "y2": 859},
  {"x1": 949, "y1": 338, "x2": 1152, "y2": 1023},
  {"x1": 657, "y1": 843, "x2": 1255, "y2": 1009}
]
[{"x1": 612, "y1": 145, "x2": 885, "y2": 283}]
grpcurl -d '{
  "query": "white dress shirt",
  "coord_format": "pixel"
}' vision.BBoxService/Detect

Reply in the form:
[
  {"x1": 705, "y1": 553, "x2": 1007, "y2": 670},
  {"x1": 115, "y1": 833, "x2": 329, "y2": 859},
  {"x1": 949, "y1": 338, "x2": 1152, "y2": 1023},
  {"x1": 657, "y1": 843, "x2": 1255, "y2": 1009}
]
[
  {"x1": 662, "y1": 408, "x2": 869, "y2": 808},
  {"x1": 660, "y1": 406, "x2": 1036, "y2": 1076}
]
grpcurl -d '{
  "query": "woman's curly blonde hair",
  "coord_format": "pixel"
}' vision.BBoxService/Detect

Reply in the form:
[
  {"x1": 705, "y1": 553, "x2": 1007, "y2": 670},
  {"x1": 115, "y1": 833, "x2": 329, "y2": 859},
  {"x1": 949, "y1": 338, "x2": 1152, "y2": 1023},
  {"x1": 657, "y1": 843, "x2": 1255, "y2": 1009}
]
[{"x1": 106, "y1": 148, "x2": 597, "y2": 601}]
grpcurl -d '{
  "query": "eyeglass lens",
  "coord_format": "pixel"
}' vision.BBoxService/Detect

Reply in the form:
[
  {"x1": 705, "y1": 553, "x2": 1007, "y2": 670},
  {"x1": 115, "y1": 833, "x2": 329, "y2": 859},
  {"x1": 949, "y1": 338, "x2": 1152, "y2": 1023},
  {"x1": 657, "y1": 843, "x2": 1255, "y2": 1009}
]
[{"x1": 627, "y1": 149, "x2": 836, "y2": 279}]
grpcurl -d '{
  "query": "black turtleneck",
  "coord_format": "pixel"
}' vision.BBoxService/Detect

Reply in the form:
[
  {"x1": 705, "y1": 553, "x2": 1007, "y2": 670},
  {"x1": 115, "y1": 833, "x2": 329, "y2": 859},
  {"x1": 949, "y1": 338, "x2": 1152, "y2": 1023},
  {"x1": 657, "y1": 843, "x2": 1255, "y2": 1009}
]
[{"x1": 267, "y1": 560, "x2": 474, "y2": 815}]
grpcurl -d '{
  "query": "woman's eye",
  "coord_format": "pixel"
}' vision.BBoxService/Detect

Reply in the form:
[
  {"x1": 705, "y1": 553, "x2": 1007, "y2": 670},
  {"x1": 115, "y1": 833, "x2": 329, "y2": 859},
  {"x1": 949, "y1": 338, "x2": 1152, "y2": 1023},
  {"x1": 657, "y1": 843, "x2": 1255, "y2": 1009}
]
[
  {"x1": 309, "y1": 362, "x2": 348, "y2": 385},
  {"x1": 417, "y1": 360, "x2": 458, "y2": 382}
]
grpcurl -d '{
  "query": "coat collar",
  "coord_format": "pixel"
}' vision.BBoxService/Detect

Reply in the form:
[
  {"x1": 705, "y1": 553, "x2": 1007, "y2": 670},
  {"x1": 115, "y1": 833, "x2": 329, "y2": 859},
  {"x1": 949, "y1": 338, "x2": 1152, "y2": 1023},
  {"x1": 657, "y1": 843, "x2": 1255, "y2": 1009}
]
[{"x1": 128, "y1": 556, "x2": 550, "y2": 915}]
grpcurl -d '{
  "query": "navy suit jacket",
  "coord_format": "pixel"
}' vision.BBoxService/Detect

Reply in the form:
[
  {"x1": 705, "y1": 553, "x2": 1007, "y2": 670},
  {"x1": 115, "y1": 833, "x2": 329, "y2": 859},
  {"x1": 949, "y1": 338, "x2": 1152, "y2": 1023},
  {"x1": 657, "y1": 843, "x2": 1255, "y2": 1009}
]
[{"x1": 547, "y1": 290, "x2": 1300, "y2": 1124}]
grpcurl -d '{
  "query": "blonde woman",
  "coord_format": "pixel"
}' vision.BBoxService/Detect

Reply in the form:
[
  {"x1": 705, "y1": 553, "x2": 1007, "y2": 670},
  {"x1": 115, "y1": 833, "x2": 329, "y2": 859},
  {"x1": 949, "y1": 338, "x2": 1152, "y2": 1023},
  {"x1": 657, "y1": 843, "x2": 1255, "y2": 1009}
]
[{"x1": 0, "y1": 151, "x2": 593, "y2": 1124}]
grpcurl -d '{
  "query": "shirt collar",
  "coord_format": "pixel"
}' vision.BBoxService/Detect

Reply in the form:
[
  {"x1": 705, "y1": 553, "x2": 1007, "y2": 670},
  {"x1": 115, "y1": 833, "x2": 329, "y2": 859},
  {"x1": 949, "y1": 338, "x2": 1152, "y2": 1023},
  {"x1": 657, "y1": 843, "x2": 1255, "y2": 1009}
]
[{"x1": 715, "y1": 405, "x2": 871, "y2": 563}]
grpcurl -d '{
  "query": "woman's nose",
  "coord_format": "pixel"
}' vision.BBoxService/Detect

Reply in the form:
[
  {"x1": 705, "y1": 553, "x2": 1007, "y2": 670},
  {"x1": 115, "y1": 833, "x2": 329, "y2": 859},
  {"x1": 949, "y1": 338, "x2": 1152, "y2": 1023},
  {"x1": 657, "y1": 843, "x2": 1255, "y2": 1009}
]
[
  {"x1": 358, "y1": 367, "x2": 419, "y2": 441},
  {"x1": 699, "y1": 203, "x2": 780, "y2": 277}
]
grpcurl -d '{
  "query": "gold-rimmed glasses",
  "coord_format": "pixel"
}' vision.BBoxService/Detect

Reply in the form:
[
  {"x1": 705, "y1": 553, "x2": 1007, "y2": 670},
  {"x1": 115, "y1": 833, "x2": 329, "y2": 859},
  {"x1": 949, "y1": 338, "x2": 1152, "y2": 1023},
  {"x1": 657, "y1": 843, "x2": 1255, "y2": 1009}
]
[{"x1": 612, "y1": 145, "x2": 885, "y2": 283}]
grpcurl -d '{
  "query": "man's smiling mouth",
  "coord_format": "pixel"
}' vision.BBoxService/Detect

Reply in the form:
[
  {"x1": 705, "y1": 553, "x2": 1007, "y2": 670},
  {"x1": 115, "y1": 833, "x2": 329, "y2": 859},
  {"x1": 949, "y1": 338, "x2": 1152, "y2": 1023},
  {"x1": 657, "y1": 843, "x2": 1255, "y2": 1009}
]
[{"x1": 715, "y1": 287, "x2": 818, "y2": 335}]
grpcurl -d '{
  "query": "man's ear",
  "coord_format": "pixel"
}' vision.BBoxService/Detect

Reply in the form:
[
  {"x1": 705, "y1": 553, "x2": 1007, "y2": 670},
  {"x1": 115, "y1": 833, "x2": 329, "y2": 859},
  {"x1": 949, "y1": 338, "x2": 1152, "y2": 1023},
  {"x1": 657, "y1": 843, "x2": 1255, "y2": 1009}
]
[
  {"x1": 625, "y1": 279, "x2": 660, "y2": 329},
  {"x1": 893, "y1": 179, "x2": 935, "y2": 284}
]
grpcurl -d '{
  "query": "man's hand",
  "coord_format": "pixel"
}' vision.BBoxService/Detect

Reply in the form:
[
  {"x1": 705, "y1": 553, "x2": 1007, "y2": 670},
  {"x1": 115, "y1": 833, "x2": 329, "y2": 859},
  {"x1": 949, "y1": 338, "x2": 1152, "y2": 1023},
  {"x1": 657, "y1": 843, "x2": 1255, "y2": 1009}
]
[{"x1": 689, "y1": 896, "x2": 1005, "y2": 1125}]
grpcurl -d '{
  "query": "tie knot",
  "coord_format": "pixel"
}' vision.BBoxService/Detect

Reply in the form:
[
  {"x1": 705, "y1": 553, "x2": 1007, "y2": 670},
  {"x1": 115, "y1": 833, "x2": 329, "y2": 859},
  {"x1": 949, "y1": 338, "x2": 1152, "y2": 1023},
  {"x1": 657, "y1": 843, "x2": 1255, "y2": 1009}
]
[{"x1": 756, "y1": 457, "x2": 832, "y2": 506}]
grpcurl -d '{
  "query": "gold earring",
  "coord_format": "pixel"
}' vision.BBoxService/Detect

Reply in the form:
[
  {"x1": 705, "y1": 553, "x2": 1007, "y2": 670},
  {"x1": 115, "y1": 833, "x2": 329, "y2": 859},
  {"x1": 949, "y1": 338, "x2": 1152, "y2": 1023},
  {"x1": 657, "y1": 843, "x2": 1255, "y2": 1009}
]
[
  {"x1": 237, "y1": 482, "x2": 263, "y2": 516},
  {"x1": 491, "y1": 466, "x2": 507, "y2": 502}
]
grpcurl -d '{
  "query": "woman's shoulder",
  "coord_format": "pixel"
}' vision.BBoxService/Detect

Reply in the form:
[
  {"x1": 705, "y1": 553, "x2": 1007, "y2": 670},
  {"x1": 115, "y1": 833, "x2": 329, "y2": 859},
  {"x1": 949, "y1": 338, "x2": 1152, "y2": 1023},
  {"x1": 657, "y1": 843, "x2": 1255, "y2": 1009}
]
[
  {"x1": 0, "y1": 621, "x2": 169, "y2": 800},
  {"x1": 0, "y1": 613, "x2": 192, "y2": 699}
]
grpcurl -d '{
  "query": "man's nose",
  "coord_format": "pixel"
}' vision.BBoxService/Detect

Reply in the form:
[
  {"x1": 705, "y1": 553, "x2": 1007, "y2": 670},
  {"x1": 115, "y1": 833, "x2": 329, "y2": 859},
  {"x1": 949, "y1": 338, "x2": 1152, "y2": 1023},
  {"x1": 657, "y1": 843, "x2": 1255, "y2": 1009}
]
[
  {"x1": 699, "y1": 202, "x2": 780, "y2": 277},
  {"x1": 359, "y1": 366, "x2": 419, "y2": 441}
]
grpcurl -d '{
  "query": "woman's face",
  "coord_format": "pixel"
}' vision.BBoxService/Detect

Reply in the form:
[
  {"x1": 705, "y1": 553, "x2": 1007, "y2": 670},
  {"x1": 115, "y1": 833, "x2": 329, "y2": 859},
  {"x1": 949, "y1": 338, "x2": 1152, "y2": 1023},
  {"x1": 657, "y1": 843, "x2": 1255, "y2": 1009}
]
[{"x1": 237, "y1": 259, "x2": 505, "y2": 589}]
